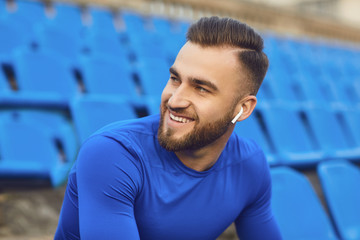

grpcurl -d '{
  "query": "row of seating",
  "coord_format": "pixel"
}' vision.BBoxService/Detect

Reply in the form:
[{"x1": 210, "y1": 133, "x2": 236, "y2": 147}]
[
  {"x1": 235, "y1": 104, "x2": 360, "y2": 166},
  {"x1": 271, "y1": 159, "x2": 360, "y2": 240}
]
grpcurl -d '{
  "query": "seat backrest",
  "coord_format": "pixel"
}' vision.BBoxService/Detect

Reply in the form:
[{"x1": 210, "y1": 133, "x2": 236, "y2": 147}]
[
  {"x1": 13, "y1": 48, "x2": 77, "y2": 98},
  {"x1": 305, "y1": 107, "x2": 351, "y2": 152},
  {"x1": 88, "y1": 6, "x2": 116, "y2": 35},
  {"x1": 318, "y1": 160, "x2": 360, "y2": 240},
  {"x1": 271, "y1": 167, "x2": 338, "y2": 240},
  {"x1": 260, "y1": 106, "x2": 316, "y2": 153},
  {"x1": 80, "y1": 55, "x2": 136, "y2": 97},
  {"x1": 52, "y1": 2, "x2": 84, "y2": 35},
  {"x1": 136, "y1": 56, "x2": 170, "y2": 96},
  {"x1": 35, "y1": 24, "x2": 82, "y2": 60},
  {"x1": 71, "y1": 95, "x2": 137, "y2": 143},
  {"x1": 0, "y1": 115, "x2": 58, "y2": 165},
  {"x1": 0, "y1": 17, "x2": 27, "y2": 56}
]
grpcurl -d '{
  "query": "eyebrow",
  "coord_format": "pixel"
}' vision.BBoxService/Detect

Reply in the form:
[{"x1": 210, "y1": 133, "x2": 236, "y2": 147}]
[{"x1": 169, "y1": 66, "x2": 219, "y2": 92}]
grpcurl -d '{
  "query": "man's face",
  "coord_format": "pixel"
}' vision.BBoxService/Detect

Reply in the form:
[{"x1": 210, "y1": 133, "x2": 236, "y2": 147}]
[{"x1": 158, "y1": 42, "x2": 244, "y2": 151}]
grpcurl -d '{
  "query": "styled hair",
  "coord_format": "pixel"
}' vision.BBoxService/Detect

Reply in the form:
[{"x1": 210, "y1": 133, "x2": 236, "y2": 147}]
[{"x1": 186, "y1": 16, "x2": 269, "y2": 96}]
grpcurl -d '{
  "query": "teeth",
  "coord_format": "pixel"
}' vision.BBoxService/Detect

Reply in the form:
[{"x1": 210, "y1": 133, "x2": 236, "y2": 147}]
[{"x1": 170, "y1": 113, "x2": 191, "y2": 123}]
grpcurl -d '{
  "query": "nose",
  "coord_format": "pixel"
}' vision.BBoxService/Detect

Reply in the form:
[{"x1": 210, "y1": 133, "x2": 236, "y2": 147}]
[{"x1": 167, "y1": 84, "x2": 191, "y2": 109}]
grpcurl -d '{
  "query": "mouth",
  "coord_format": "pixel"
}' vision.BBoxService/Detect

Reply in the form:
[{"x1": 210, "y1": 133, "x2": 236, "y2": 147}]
[{"x1": 169, "y1": 112, "x2": 194, "y2": 123}]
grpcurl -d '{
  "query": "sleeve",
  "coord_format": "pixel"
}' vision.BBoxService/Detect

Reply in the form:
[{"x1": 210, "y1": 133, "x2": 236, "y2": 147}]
[
  {"x1": 76, "y1": 134, "x2": 143, "y2": 240},
  {"x1": 234, "y1": 154, "x2": 282, "y2": 240}
]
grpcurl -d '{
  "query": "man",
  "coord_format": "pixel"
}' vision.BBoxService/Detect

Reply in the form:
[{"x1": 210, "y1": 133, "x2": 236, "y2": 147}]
[{"x1": 55, "y1": 16, "x2": 282, "y2": 239}]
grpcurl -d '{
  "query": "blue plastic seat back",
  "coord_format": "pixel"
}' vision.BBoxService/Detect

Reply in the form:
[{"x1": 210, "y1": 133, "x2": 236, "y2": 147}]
[
  {"x1": 88, "y1": 6, "x2": 116, "y2": 35},
  {"x1": 342, "y1": 109, "x2": 360, "y2": 146},
  {"x1": 52, "y1": 2, "x2": 84, "y2": 35},
  {"x1": 261, "y1": 106, "x2": 315, "y2": 153},
  {"x1": 71, "y1": 95, "x2": 137, "y2": 143},
  {"x1": 80, "y1": 55, "x2": 136, "y2": 97},
  {"x1": 137, "y1": 56, "x2": 170, "y2": 96},
  {"x1": 0, "y1": 114, "x2": 58, "y2": 172},
  {"x1": 15, "y1": 0, "x2": 46, "y2": 24},
  {"x1": 84, "y1": 33, "x2": 127, "y2": 58},
  {"x1": 0, "y1": 110, "x2": 78, "y2": 186},
  {"x1": 13, "y1": 48, "x2": 77, "y2": 98},
  {"x1": 35, "y1": 24, "x2": 83, "y2": 60},
  {"x1": 271, "y1": 167, "x2": 338, "y2": 240},
  {"x1": 152, "y1": 16, "x2": 172, "y2": 35},
  {"x1": 0, "y1": 17, "x2": 28, "y2": 57},
  {"x1": 120, "y1": 10, "x2": 146, "y2": 33},
  {"x1": 305, "y1": 107, "x2": 353, "y2": 152},
  {"x1": 318, "y1": 160, "x2": 360, "y2": 240}
]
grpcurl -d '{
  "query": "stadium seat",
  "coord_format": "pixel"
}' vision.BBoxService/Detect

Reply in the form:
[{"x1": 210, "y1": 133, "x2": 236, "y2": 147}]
[
  {"x1": 79, "y1": 54, "x2": 137, "y2": 98},
  {"x1": 15, "y1": 0, "x2": 46, "y2": 23},
  {"x1": 304, "y1": 107, "x2": 360, "y2": 160},
  {"x1": 0, "y1": 109, "x2": 77, "y2": 187},
  {"x1": 317, "y1": 160, "x2": 360, "y2": 240},
  {"x1": 70, "y1": 95, "x2": 138, "y2": 143},
  {"x1": 88, "y1": 5, "x2": 117, "y2": 35},
  {"x1": 51, "y1": 1, "x2": 84, "y2": 36},
  {"x1": 11, "y1": 47, "x2": 79, "y2": 107},
  {"x1": 234, "y1": 110, "x2": 278, "y2": 165},
  {"x1": 83, "y1": 33, "x2": 128, "y2": 59},
  {"x1": 0, "y1": 16, "x2": 28, "y2": 61},
  {"x1": 271, "y1": 167, "x2": 338, "y2": 240},
  {"x1": 341, "y1": 109, "x2": 360, "y2": 148},
  {"x1": 136, "y1": 56, "x2": 170, "y2": 97},
  {"x1": 35, "y1": 23, "x2": 83, "y2": 61},
  {"x1": 259, "y1": 105, "x2": 325, "y2": 166}
]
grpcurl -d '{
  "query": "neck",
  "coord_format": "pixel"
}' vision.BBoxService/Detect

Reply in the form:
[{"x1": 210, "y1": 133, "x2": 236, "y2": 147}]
[{"x1": 175, "y1": 126, "x2": 234, "y2": 172}]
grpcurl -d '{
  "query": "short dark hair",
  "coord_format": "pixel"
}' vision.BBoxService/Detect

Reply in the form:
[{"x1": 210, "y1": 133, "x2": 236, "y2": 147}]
[{"x1": 186, "y1": 16, "x2": 269, "y2": 96}]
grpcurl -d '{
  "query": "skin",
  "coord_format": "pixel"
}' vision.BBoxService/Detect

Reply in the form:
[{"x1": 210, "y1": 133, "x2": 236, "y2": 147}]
[{"x1": 158, "y1": 42, "x2": 257, "y2": 172}]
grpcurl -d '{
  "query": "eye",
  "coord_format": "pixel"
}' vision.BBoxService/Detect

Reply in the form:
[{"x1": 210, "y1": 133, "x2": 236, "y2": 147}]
[
  {"x1": 170, "y1": 75, "x2": 179, "y2": 82},
  {"x1": 196, "y1": 86, "x2": 209, "y2": 93}
]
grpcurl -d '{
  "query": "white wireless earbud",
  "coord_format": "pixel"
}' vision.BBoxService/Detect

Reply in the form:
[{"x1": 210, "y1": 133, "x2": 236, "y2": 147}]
[{"x1": 231, "y1": 107, "x2": 243, "y2": 124}]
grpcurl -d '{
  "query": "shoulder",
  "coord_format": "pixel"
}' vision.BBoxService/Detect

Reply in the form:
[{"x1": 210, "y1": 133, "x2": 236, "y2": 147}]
[{"x1": 227, "y1": 133, "x2": 267, "y2": 166}]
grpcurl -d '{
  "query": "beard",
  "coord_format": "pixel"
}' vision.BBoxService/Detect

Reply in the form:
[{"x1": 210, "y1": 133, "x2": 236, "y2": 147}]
[{"x1": 157, "y1": 103, "x2": 235, "y2": 152}]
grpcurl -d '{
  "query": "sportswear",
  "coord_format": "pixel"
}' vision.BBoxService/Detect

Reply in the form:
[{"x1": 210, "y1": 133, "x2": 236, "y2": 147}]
[{"x1": 55, "y1": 114, "x2": 282, "y2": 239}]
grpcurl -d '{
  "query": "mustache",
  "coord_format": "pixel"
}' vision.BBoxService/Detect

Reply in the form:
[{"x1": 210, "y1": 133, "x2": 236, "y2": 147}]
[{"x1": 161, "y1": 103, "x2": 197, "y2": 120}]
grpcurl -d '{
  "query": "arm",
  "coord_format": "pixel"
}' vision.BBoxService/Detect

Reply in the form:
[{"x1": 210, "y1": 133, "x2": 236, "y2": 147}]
[
  {"x1": 76, "y1": 135, "x2": 143, "y2": 239},
  {"x1": 235, "y1": 158, "x2": 282, "y2": 240}
]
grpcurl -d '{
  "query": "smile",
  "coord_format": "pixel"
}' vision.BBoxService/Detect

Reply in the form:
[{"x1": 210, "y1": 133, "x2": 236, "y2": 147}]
[{"x1": 169, "y1": 113, "x2": 193, "y2": 123}]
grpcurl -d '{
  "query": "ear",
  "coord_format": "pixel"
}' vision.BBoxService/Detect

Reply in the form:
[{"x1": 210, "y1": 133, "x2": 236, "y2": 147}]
[{"x1": 232, "y1": 95, "x2": 257, "y2": 123}]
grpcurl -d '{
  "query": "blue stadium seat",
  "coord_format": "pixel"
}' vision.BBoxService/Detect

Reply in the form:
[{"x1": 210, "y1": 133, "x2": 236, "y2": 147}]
[
  {"x1": 271, "y1": 167, "x2": 338, "y2": 240},
  {"x1": 51, "y1": 1, "x2": 84, "y2": 36},
  {"x1": 0, "y1": 16, "x2": 28, "y2": 61},
  {"x1": 260, "y1": 105, "x2": 324, "y2": 166},
  {"x1": 88, "y1": 5, "x2": 117, "y2": 35},
  {"x1": 120, "y1": 10, "x2": 145, "y2": 33},
  {"x1": 318, "y1": 160, "x2": 360, "y2": 240},
  {"x1": 15, "y1": 0, "x2": 46, "y2": 24},
  {"x1": 0, "y1": 109, "x2": 77, "y2": 187},
  {"x1": 305, "y1": 107, "x2": 360, "y2": 160},
  {"x1": 341, "y1": 109, "x2": 360, "y2": 148},
  {"x1": 11, "y1": 47, "x2": 79, "y2": 107},
  {"x1": 0, "y1": 0, "x2": 7, "y2": 14},
  {"x1": 79, "y1": 54, "x2": 137, "y2": 98},
  {"x1": 70, "y1": 95, "x2": 137, "y2": 143},
  {"x1": 35, "y1": 23, "x2": 83, "y2": 61},
  {"x1": 234, "y1": 110, "x2": 278, "y2": 165},
  {"x1": 83, "y1": 33, "x2": 128, "y2": 59},
  {"x1": 136, "y1": 56, "x2": 170, "y2": 97},
  {"x1": 151, "y1": 16, "x2": 172, "y2": 35}
]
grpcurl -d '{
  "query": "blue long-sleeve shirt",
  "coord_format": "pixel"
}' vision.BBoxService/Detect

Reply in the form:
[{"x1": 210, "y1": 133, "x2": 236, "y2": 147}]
[{"x1": 55, "y1": 114, "x2": 282, "y2": 239}]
